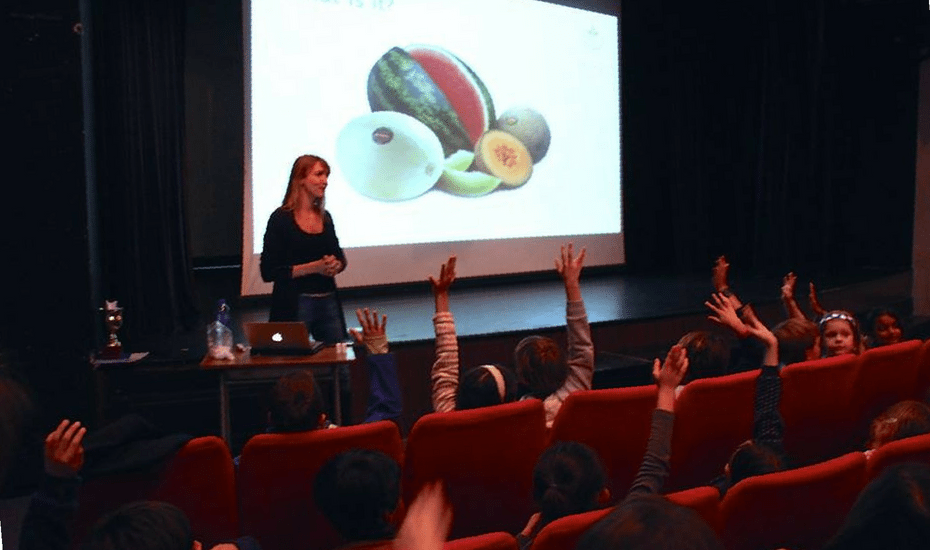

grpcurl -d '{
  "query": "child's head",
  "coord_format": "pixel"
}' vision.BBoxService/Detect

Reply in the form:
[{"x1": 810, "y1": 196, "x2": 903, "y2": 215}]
[
  {"x1": 772, "y1": 318, "x2": 820, "y2": 365},
  {"x1": 867, "y1": 400, "x2": 930, "y2": 451},
  {"x1": 314, "y1": 449, "x2": 401, "y2": 543},
  {"x1": 822, "y1": 463, "x2": 930, "y2": 550},
  {"x1": 863, "y1": 308, "x2": 904, "y2": 348},
  {"x1": 577, "y1": 494, "x2": 723, "y2": 550},
  {"x1": 533, "y1": 441, "x2": 608, "y2": 524},
  {"x1": 514, "y1": 336, "x2": 567, "y2": 398},
  {"x1": 456, "y1": 364, "x2": 518, "y2": 410},
  {"x1": 676, "y1": 331, "x2": 729, "y2": 383},
  {"x1": 89, "y1": 501, "x2": 197, "y2": 550},
  {"x1": 819, "y1": 311, "x2": 862, "y2": 357},
  {"x1": 725, "y1": 440, "x2": 785, "y2": 487},
  {"x1": 268, "y1": 371, "x2": 326, "y2": 432}
]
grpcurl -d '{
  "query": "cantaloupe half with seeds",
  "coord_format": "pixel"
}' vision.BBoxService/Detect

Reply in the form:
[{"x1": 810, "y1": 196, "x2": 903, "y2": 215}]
[
  {"x1": 406, "y1": 45, "x2": 495, "y2": 147},
  {"x1": 473, "y1": 130, "x2": 533, "y2": 187}
]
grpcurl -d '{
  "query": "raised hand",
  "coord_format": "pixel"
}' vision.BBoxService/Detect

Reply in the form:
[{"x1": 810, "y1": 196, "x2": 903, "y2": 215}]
[
  {"x1": 555, "y1": 243, "x2": 586, "y2": 283},
  {"x1": 808, "y1": 282, "x2": 826, "y2": 318},
  {"x1": 712, "y1": 256, "x2": 730, "y2": 293},
  {"x1": 706, "y1": 292, "x2": 749, "y2": 339},
  {"x1": 395, "y1": 483, "x2": 452, "y2": 550},
  {"x1": 428, "y1": 256, "x2": 456, "y2": 313},
  {"x1": 349, "y1": 308, "x2": 388, "y2": 354},
  {"x1": 781, "y1": 272, "x2": 797, "y2": 301},
  {"x1": 653, "y1": 344, "x2": 689, "y2": 391},
  {"x1": 44, "y1": 419, "x2": 86, "y2": 478}
]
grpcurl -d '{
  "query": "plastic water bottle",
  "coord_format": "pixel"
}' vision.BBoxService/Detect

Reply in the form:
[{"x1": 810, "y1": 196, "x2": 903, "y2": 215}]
[{"x1": 207, "y1": 299, "x2": 234, "y2": 359}]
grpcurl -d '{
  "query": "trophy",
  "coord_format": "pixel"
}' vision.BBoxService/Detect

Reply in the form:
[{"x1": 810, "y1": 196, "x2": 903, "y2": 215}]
[{"x1": 101, "y1": 300, "x2": 124, "y2": 359}]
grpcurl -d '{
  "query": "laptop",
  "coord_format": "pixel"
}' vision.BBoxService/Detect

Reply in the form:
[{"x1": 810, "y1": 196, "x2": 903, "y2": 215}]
[{"x1": 244, "y1": 322, "x2": 326, "y2": 356}]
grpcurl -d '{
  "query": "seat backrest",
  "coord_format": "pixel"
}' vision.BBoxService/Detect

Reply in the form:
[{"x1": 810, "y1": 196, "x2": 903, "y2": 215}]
[
  {"x1": 445, "y1": 532, "x2": 519, "y2": 550},
  {"x1": 780, "y1": 354, "x2": 859, "y2": 465},
  {"x1": 72, "y1": 436, "x2": 237, "y2": 549},
  {"x1": 665, "y1": 485, "x2": 722, "y2": 535},
  {"x1": 237, "y1": 421, "x2": 403, "y2": 550},
  {"x1": 866, "y1": 432, "x2": 930, "y2": 481},
  {"x1": 913, "y1": 339, "x2": 930, "y2": 400},
  {"x1": 548, "y1": 385, "x2": 657, "y2": 497},
  {"x1": 719, "y1": 451, "x2": 867, "y2": 550},
  {"x1": 529, "y1": 508, "x2": 611, "y2": 550},
  {"x1": 850, "y1": 340, "x2": 923, "y2": 448},
  {"x1": 152, "y1": 435, "x2": 239, "y2": 547},
  {"x1": 667, "y1": 370, "x2": 759, "y2": 491},
  {"x1": 402, "y1": 400, "x2": 547, "y2": 540}
]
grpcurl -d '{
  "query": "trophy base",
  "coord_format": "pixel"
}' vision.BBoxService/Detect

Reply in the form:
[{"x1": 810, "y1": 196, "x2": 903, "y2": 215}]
[{"x1": 100, "y1": 343, "x2": 123, "y2": 359}]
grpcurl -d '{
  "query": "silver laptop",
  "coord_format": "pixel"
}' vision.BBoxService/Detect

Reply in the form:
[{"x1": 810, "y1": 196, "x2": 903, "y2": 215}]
[{"x1": 244, "y1": 322, "x2": 326, "y2": 356}]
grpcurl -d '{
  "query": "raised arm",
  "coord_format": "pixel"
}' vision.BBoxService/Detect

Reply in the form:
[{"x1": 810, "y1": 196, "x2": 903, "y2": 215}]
[
  {"x1": 741, "y1": 307, "x2": 784, "y2": 449},
  {"x1": 554, "y1": 243, "x2": 594, "y2": 396},
  {"x1": 808, "y1": 281, "x2": 826, "y2": 319},
  {"x1": 626, "y1": 345, "x2": 688, "y2": 499},
  {"x1": 429, "y1": 256, "x2": 459, "y2": 413},
  {"x1": 780, "y1": 272, "x2": 808, "y2": 321},
  {"x1": 350, "y1": 308, "x2": 402, "y2": 423}
]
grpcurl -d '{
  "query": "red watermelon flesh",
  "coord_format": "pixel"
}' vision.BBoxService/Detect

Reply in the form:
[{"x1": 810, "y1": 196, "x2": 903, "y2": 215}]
[{"x1": 407, "y1": 45, "x2": 493, "y2": 147}]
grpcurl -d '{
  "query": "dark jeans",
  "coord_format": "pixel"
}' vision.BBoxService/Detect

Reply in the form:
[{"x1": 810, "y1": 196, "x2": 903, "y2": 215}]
[{"x1": 297, "y1": 292, "x2": 347, "y2": 344}]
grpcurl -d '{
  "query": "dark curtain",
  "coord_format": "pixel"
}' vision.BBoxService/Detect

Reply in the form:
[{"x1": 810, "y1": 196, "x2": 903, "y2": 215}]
[
  {"x1": 91, "y1": 0, "x2": 197, "y2": 342},
  {"x1": 622, "y1": 0, "x2": 921, "y2": 277}
]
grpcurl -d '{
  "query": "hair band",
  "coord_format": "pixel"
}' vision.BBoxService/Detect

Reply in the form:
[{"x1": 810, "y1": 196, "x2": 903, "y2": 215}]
[{"x1": 480, "y1": 364, "x2": 506, "y2": 401}]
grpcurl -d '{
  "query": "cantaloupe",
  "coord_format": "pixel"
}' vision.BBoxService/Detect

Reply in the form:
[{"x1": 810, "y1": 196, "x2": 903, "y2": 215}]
[
  {"x1": 473, "y1": 130, "x2": 533, "y2": 187},
  {"x1": 495, "y1": 107, "x2": 550, "y2": 163}
]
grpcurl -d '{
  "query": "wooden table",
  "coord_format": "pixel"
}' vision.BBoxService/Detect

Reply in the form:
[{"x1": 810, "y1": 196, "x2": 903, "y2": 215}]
[{"x1": 200, "y1": 345, "x2": 356, "y2": 443}]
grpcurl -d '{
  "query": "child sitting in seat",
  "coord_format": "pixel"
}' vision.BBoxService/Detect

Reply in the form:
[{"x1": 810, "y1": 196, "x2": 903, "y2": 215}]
[
  {"x1": 517, "y1": 441, "x2": 609, "y2": 550},
  {"x1": 862, "y1": 307, "x2": 906, "y2": 348},
  {"x1": 429, "y1": 244, "x2": 594, "y2": 426},
  {"x1": 314, "y1": 449, "x2": 402, "y2": 549},
  {"x1": 819, "y1": 310, "x2": 865, "y2": 357},
  {"x1": 866, "y1": 400, "x2": 930, "y2": 453}
]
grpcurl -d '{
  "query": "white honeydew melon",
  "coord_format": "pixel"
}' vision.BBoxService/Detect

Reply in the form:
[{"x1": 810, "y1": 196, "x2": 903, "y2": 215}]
[{"x1": 336, "y1": 112, "x2": 445, "y2": 201}]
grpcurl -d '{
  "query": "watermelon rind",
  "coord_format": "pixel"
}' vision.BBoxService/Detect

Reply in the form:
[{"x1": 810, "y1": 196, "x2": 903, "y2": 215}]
[{"x1": 367, "y1": 47, "x2": 473, "y2": 157}]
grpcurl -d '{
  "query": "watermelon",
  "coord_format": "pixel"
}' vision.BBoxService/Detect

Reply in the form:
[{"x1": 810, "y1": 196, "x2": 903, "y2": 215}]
[
  {"x1": 406, "y1": 45, "x2": 495, "y2": 147},
  {"x1": 367, "y1": 47, "x2": 473, "y2": 157}
]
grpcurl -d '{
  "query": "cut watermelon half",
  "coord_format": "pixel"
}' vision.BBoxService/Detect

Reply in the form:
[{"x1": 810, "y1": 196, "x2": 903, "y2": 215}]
[{"x1": 407, "y1": 45, "x2": 495, "y2": 147}]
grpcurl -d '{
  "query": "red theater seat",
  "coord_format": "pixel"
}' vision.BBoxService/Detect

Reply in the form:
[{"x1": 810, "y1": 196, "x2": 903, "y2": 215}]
[
  {"x1": 402, "y1": 400, "x2": 547, "y2": 540},
  {"x1": 719, "y1": 452, "x2": 867, "y2": 550},
  {"x1": 667, "y1": 370, "x2": 759, "y2": 491},
  {"x1": 849, "y1": 340, "x2": 923, "y2": 446},
  {"x1": 866, "y1": 432, "x2": 930, "y2": 481},
  {"x1": 237, "y1": 421, "x2": 403, "y2": 550},
  {"x1": 780, "y1": 355, "x2": 859, "y2": 465},
  {"x1": 72, "y1": 436, "x2": 238, "y2": 548},
  {"x1": 914, "y1": 339, "x2": 930, "y2": 399},
  {"x1": 548, "y1": 385, "x2": 657, "y2": 496},
  {"x1": 529, "y1": 508, "x2": 611, "y2": 550}
]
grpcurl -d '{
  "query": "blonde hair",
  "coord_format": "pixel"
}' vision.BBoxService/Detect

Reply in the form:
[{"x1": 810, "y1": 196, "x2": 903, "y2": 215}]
[{"x1": 281, "y1": 155, "x2": 330, "y2": 212}]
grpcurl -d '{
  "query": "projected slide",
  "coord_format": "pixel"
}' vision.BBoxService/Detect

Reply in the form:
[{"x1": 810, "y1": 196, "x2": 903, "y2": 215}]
[{"x1": 243, "y1": 0, "x2": 622, "y2": 293}]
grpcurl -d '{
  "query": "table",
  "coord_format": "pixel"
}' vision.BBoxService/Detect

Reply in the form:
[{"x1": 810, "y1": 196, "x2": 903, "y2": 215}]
[{"x1": 200, "y1": 345, "x2": 356, "y2": 443}]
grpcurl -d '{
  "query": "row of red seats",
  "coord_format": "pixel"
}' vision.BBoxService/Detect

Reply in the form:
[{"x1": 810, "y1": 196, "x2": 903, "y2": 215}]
[{"x1": 72, "y1": 339, "x2": 930, "y2": 550}]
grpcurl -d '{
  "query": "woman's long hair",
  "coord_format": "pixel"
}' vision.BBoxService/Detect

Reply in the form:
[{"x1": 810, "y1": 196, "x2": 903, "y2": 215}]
[{"x1": 281, "y1": 155, "x2": 330, "y2": 212}]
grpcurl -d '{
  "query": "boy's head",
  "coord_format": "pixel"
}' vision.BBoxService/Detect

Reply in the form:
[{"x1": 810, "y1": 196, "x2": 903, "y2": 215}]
[
  {"x1": 868, "y1": 400, "x2": 930, "y2": 451},
  {"x1": 89, "y1": 501, "x2": 198, "y2": 550},
  {"x1": 577, "y1": 494, "x2": 723, "y2": 550},
  {"x1": 514, "y1": 335, "x2": 567, "y2": 398},
  {"x1": 533, "y1": 441, "x2": 608, "y2": 523},
  {"x1": 268, "y1": 371, "x2": 326, "y2": 432},
  {"x1": 314, "y1": 449, "x2": 401, "y2": 543},
  {"x1": 725, "y1": 440, "x2": 785, "y2": 487},
  {"x1": 772, "y1": 318, "x2": 820, "y2": 365},
  {"x1": 676, "y1": 331, "x2": 729, "y2": 383},
  {"x1": 456, "y1": 364, "x2": 518, "y2": 410}
]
